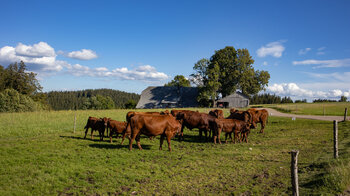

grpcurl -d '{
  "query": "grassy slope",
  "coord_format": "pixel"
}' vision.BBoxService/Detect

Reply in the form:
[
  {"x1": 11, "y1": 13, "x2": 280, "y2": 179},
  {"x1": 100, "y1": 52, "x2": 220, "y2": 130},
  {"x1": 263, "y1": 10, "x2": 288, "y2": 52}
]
[
  {"x1": 0, "y1": 109, "x2": 349, "y2": 195},
  {"x1": 263, "y1": 102, "x2": 350, "y2": 116}
]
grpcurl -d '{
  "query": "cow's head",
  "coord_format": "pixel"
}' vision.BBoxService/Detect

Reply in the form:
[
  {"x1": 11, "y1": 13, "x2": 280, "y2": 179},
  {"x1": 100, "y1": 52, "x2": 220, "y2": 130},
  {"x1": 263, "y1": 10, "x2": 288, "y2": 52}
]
[{"x1": 101, "y1": 117, "x2": 110, "y2": 127}]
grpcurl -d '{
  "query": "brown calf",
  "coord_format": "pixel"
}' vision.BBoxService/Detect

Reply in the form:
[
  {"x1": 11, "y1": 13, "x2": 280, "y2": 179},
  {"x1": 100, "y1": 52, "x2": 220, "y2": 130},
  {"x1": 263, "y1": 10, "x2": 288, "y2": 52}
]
[
  {"x1": 108, "y1": 119, "x2": 127, "y2": 143},
  {"x1": 84, "y1": 116, "x2": 109, "y2": 140},
  {"x1": 247, "y1": 108, "x2": 269, "y2": 133},
  {"x1": 213, "y1": 118, "x2": 251, "y2": 144}
]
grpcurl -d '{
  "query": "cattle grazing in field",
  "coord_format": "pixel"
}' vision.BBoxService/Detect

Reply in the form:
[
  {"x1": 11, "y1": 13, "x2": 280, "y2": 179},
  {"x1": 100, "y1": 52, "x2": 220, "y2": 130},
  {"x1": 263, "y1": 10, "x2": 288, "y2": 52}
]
[
  {"x1": 209, "y1": 109, "x2": 224, "y2": 119},
  {"x1": 84, "y1": 116, "x2": 109, "y2": 141},
  {"x1": 128, "y1": 114, "x2": 182, "y2": 151},
  {"x1": 247, "y1": 108, "x2": 269, "y2": 133},
  {"x1": 176, "y1": 111, "x2": 217, "y2": 141},
  {"x1": 107, "y1": 119, "x2": 127, "y2": 143},
  {"x1": 213, "y1": 118, "x2": 251, "y2": 144}
]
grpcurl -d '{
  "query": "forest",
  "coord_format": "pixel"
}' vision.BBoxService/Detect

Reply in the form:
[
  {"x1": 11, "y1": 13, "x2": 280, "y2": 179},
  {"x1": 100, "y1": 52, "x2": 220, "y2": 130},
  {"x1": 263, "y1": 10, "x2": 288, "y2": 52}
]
[{"x1": 45, "y1": 89, "x2": 140, "y2": 110}]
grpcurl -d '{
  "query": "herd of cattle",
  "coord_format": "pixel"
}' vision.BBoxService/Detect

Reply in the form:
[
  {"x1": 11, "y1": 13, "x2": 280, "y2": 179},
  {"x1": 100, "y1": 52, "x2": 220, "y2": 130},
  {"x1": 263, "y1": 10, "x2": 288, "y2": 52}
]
[{"x1": 83, "y1": 108, "x2": 269, "y2": 151}]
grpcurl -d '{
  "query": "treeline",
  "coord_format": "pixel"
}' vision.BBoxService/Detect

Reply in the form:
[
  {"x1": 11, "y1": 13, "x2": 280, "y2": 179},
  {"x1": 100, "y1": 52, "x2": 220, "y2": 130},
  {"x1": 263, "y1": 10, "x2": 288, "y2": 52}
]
[
  {"x1": 313, "y1": 96, "x2": 348, "y2": 103},
  {"x1": 250, "y1": 93, "x2": 295, "y2": 104},
  {"x1": 45, "y1": 89, "x2": 140, "y2": 110}
]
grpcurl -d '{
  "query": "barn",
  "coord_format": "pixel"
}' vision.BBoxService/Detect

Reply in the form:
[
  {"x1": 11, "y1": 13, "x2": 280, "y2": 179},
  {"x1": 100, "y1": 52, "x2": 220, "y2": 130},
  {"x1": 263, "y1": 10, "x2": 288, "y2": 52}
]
[
  {"x1": 136, "y1": 86, "x2": 199, "y2": 109},
  {"x1": 216, "y1": 92, "x2": 249, "y2": 108}
]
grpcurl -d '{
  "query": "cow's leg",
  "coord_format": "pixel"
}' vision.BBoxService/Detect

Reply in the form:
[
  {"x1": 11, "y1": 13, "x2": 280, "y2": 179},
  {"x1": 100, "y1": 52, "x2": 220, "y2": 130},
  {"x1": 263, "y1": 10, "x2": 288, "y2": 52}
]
[
  {"x1": 225, "y1": 133, "x2": 228, "y2": 143},
  {"x1": 136, "y1": 134, "x2": 142, "y2": 150},
  {"x1": 91, "y1": 129, "x2": 94, "y2": 140},
  {"x1": 99, "y1": 129, "x2": 105, "y2": 141},
  {"x1": 178, "y1": 125, "x2": 184, "y2": 141},
  {"x1": 260, "y1": 121, "x2": 265, "y2": 133},
  {"x1": 217, "y1": 128, "x2": 222, "y2": 144},
  {"x1": 84, "y1": 127, "x2": 89, "y2": 139},
  {"x1": 109, "y1": 130, "x2": 113, "y2": 143},
  {"x1": 166, "y1": 134, "x2": 172, "y2": 151},
  {"x1": 129, "y1": 130, "x2": 138, "y2": 151},
  {"x1": 159, "y1": 134, "x2": 165, "y2": 150}
]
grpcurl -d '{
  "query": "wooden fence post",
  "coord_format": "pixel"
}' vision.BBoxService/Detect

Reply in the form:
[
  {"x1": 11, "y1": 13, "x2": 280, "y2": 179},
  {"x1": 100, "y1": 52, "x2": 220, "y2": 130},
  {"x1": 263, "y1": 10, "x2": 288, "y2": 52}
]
[
  {"x1": 291, "y1": 150, "x2": 299, "y2": 196},
  {"x1": 73, "y1": 113, "x2": 77, "y2": 133},
  {"x1": 333, "y1": 120, "x2": 338, "y2": 159},
  {"x1": 344, "y1": 108, "x2": 348, "y2": 122}
]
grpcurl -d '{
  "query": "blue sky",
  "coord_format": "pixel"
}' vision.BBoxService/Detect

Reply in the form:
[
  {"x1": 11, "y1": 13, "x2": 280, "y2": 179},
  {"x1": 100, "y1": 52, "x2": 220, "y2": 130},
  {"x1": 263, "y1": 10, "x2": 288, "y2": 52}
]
[{"x1": 1, "y1": 0, "x2": 349, "y2": 100}]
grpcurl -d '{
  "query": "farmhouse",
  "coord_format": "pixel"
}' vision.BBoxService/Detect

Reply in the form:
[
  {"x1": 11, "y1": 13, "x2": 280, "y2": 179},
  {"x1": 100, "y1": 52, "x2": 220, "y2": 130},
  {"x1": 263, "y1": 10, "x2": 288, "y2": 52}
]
[
  {"x1": 136, "y1": 86, "x2": 199, "y2": 109},
  {"x1": 216, "y1": 92, "x2": 249, "y2": 108}
]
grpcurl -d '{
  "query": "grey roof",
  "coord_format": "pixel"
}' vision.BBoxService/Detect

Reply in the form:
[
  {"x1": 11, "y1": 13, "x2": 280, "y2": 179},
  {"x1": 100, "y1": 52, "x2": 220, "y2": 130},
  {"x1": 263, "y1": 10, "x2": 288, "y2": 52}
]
[
  {"x1": 217, "y1": 92, "x2": 249, "y2": 102},
  {"x1": 136, "y1": 86, "x2": 199, "y2": 109}
]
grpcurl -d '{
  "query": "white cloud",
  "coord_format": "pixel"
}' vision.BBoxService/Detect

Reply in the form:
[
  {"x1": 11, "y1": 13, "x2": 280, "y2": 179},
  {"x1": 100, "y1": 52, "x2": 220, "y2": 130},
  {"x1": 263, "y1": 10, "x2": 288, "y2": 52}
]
[
  {"x1": 67, "y1": 49, "x2": 98, "y2": 60},
  {"x1": 293, "y1": 58, "x2": 350, "y2": 68},
  {"x1": 15, "y1": 42, "x2": 55, "y2": 57},
  {"x1": 263, "y1": 61, "x2": 268, "y2": 66},
  {"x1": 298, "y1": 48, "x2": 311, "y2": 55},
  {"x1": 266, "y1": 82, "x2": 350, "y2": 100},
  {"x1": 66, "y1": 64, "x2": 169, "y2": 81},
  {"x1": 0, "y1": 42, "x2": 62, "y2": 72},
  {"x1": 257, "y1": 41, "x2": 286, "y2": 58}
]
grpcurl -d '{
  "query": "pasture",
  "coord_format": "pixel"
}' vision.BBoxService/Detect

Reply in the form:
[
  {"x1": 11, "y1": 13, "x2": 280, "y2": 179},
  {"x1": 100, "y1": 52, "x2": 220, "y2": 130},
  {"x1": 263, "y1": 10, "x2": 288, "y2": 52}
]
[
  {"x1": 0, "y1": 108, "x2": 350, "y2": 195},
  {"x1": 265, "y1": 102, "x2": 350, "y2": 116}
]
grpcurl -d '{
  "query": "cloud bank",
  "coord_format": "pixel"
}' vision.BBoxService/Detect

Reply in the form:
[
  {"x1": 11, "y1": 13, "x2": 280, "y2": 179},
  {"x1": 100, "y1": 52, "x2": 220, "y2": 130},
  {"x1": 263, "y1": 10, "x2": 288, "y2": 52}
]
[
  {"x1": 257, "y1": 41, "x2": 285, "y2": 58},
  {"x1": 0, "y1": 42, "x2": 169, "y2": 81},
  {"x1": 266, "y1": 83, "x2": 350, "y2": 100}
]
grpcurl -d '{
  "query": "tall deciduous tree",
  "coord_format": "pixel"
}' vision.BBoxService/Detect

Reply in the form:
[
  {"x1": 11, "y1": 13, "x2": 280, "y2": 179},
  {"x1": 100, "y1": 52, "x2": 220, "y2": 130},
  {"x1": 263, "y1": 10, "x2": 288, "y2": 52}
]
[
  {"x1": 1, "y1": 61, "x2": 42, "y2": 96},
  {"x1": 164, "y1": 75, "x2": 191, "y2": 87},
  {"x1": 191, "y1": 46, "x2": 270, "y2": 106}
]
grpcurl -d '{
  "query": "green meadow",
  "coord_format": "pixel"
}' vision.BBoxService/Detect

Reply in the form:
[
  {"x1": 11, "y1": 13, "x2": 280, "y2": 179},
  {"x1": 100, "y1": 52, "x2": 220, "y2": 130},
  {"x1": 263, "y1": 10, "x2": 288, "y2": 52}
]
[
  {"x1": 0, "y1": 107, "x2": 349, "y2": 195},
  {"x1": 264, "y1": 102, "x2": 350, "y2": 116}
]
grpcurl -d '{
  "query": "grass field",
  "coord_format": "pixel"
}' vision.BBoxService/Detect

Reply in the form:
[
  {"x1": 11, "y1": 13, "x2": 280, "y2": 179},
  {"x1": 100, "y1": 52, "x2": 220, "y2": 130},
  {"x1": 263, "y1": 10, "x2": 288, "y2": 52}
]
[
  {"x1": 263, "y1": 102, "x2": 350, "y2": 116},
  {"x1": 0, "y1": 108, "x2": 350, "y2": 195}
]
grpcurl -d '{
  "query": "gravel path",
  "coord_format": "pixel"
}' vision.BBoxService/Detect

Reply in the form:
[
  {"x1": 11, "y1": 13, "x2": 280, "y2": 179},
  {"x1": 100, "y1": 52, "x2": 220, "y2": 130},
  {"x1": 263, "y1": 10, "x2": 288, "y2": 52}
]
[{"x1": 263, "y1": 108, "x2": 349, "y2": 122}]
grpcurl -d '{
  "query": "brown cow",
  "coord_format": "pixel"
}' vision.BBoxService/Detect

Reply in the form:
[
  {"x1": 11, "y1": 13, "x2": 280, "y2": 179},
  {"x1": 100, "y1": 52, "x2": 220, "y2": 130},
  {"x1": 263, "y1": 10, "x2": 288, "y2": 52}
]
[
  {"x1": 108, "y1": 119, "x2": 127, "y2": 143},
  {"x1": 227, "y1": 109, "x2": 253, "y2": 127},
  {"x1": 213, "y1": 118, "x2": 251, "y2": 144},
  {"x1": 122, "y1": 111, "x2": 169, "y2": 144},
  {"x1": 128, "y1": 114, "x2": 181, "y2": 151},
  {"x1": 209, "y1": 109, "x2": 224, "y2": 119},
  {"x1": 84, "y1": 116, "x2": 109, "y2": 140},
  {"x1": 171, "y1": 110, "x2": 198, "y2": 141},
  {"x1": 176, "y1": 111, "x2": 217, "y2": 141},
  {"x1": 247, "y1": 108, "x2": 269, "y2": 133}
]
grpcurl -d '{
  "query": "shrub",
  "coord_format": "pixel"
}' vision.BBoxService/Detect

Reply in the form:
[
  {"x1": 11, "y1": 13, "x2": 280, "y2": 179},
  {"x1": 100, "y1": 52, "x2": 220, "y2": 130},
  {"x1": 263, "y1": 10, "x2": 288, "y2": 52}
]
[{"x1": 0, "y1": 89, "x2": 43, "y2": 112}]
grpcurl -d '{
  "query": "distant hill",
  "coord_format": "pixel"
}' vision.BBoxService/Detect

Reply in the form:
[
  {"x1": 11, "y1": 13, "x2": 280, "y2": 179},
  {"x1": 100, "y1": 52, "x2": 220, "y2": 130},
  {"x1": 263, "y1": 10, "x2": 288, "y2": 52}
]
[{"x1": 45, "y1": 89, "x2": 140, "y2": 110}]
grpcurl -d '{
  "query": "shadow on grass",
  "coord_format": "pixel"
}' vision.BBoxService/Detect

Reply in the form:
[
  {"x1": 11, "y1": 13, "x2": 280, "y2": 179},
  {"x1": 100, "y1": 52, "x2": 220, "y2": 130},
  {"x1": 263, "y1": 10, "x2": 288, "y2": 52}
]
[
  {"x1": 89, "y1": 143, "x2": 153, "y2": 150},
  {"x1": 60, "y1": 135, "x2": 113, "y2": 143}
]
